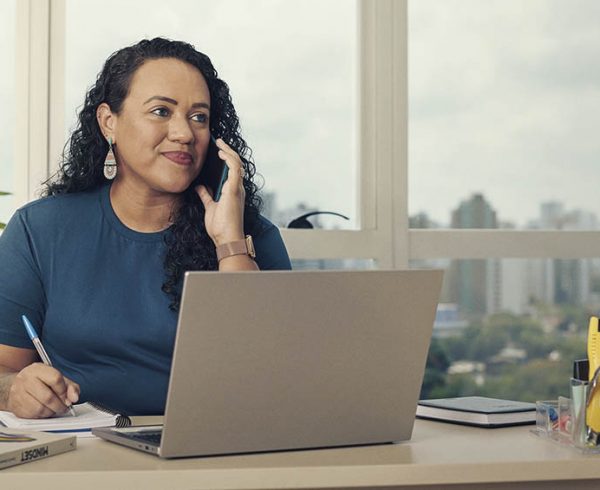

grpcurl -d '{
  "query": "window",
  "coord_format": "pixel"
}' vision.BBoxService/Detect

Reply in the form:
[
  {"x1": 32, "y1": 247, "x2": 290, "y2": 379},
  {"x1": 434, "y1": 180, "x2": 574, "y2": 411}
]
[
  {"x1": 0, "y1": 0, "x2": 16, "y2": 228},
  {"x1": 64, "y1": 0, "x2": 359, "y2": 230},
  {"x1": 13, "y1": 1, "x2": 600, "y2": 399},
  {"x1": 409, "y1": 0, "x2": 600, "y2": 230},
  {"x1": 12, "y1": 1, "x2": 394, "y2": 266},
  {"x1": 408, "y1": 0, "x2": 600, "y2": 400},
  {"x1": 415, "y1": 258, "x2": 588, "y2": 401}
]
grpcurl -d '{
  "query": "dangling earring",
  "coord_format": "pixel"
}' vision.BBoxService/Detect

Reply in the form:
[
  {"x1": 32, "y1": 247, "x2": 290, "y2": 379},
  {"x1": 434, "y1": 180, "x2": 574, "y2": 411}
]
[{"x1": 103, "y1": 137, "x2": 117, "y2": 180}]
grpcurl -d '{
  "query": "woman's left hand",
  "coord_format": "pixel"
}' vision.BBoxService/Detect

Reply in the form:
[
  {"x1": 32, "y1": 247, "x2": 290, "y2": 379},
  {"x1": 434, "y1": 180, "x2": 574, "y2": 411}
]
[{"x1": 195, "y1": 138, "x2": 246, "y2": 246}]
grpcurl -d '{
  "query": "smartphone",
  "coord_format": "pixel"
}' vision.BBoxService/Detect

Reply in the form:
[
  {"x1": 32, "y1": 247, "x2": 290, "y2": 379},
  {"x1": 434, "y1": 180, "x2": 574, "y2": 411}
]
[{"x1": 196, "y1": 135, "x2": 229, "y2": 201}]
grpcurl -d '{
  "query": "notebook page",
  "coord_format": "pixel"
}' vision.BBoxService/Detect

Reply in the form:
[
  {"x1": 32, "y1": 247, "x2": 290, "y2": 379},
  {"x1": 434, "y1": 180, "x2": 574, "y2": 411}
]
[{"x1": 0, "y1": 402, "x2": 118, "y2": 431}]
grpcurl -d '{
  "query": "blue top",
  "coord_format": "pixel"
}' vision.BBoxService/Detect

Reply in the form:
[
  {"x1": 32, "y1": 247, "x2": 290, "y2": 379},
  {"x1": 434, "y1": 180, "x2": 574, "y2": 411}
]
[{"x1": 0, "y1": 184, "x2": 291, "y2": 415}]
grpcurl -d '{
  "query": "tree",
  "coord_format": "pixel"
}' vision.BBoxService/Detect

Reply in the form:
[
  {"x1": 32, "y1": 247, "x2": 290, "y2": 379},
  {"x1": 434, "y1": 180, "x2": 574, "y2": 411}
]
[
  {"x1": 479, "y1": 359, "x2": 571, "y2": 401},
  {"x1": 421, "y1": 339, "x2": 450, "y2": 399},
  {"x1": 428, "y1": 374, "x2": 479, "y2": 399}
]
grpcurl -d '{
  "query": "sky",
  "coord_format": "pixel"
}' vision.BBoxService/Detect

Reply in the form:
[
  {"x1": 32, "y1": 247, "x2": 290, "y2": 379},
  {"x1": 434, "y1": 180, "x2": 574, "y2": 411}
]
[
  {"x1": 2, "y1": 1, "x2": 600, "y2": 229},
  {"x1": 409, "y1": 0, "x2": 600, "y2": 227}
]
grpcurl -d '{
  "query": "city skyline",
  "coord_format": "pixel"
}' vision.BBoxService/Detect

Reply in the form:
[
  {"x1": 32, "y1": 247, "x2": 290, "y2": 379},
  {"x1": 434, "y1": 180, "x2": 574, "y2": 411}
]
[
  {"x1": 417, "y1": 190, "x2": 600, "y2": 329},
  {"x1": 410, "y1": 191, "x2": 600, "y2": 231}
]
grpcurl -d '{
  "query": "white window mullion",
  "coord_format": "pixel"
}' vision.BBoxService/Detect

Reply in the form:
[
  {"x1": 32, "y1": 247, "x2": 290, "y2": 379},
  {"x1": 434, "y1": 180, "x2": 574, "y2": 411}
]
[
  {"x1": 391, "y1": 0, "x2": 408, "y2": 269},
  {"x1": 358, "y1": 0, "x2": 377, "y2": 234},
  {"x1": 280, "y1": 229, "x2": 380, "y2": 260},
  {"x1": 367, "y1": 0, "x2": 395, "y2": 269},
  {"x1": 410, "y1": 230, "x2": 600, "y2": 260},
  {"x1": 15, "y1": 0, "x2": 51, "y2": 206},
  {"x1": 14, "y1": 0, "x2": 31, "y2": 207},
  {"x1": 49, "y1": 0, "x2": 66, "y2": 179}
]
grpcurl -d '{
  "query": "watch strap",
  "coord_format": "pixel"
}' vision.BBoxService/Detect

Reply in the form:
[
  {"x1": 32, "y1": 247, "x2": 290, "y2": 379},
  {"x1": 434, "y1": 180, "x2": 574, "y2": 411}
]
[{"x1": 216, "y1": 235, "x2": 256, "y2": 262}]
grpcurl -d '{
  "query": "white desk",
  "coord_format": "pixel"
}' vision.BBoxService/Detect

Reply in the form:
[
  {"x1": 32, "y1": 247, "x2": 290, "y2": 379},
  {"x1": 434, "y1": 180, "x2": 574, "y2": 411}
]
[{"x1": 2, "y1": 418, "x2": 600, "y2": 490}]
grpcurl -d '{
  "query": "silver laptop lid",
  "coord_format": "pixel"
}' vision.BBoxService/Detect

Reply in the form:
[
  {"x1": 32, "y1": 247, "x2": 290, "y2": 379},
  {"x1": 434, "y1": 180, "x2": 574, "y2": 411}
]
[{"x1": 161, "y1": 270, "x2": 443, "y2": 458}]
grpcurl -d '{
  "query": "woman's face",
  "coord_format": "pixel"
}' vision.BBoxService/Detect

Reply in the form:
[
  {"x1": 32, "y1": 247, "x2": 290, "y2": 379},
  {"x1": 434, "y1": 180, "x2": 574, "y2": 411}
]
[{"x1": 108, "y1": 57, "x2": 211, "y2": 194}]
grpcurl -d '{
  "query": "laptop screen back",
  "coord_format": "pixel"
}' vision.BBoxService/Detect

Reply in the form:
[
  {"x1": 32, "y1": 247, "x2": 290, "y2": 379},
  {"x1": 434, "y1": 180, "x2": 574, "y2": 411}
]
[{"x1": 161, "y1": 270, "x2": 443, "y2": 458}]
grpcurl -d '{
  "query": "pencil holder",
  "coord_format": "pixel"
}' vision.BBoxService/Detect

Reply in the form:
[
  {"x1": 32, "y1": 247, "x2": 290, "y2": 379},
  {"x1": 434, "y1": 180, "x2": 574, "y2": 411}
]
[
  {"x1": 533, "y1": 396, "x2": 600, "y2": 452},
  {"x1": 532, "y1": 359, "x2": 600, "y2": 451},
  {"x1": 583, "y1": 365, "x2": 600, "y2": 447},
  {"x1": 535, "y1": 400, "x2": 560, "y2": 435},
  {"x1": 570, "y1": 378, "x2": 589, "y2": 448},
  {"x1": 535, "y1": 399, "x2": 572, "y2": 441}
]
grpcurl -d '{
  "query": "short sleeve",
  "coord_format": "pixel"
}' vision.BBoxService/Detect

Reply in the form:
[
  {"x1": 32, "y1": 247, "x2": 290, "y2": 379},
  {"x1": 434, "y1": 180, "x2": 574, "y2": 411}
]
[
  {"x1": 253, "y1": 219, "x2": 292, "y2": 270},
  {"x1": 0, "y1": 210, "x2": 46, "y2": 348}
]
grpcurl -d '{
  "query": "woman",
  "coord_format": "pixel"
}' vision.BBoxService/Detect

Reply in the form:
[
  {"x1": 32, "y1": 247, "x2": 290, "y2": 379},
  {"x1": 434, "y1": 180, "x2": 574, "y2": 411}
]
[{"x1": 0, "y1": 38, "x2": 291, "y2": 418}]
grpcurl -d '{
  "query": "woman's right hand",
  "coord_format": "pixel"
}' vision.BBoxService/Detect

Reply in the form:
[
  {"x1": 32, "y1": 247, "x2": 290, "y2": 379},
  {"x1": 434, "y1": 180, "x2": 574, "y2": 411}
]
[
  {"x1": 196, "y1": 138, "x2": 246, "y2": 247},
  {"x1": 6, "y1": 363, "x2": 80, "y2": 418}
]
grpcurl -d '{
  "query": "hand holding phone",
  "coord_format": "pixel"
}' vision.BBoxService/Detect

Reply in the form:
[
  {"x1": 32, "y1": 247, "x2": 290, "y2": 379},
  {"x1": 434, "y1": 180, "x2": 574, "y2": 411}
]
[{"x1": 195, "y1": 136, "x2": 247, "y2": 250}]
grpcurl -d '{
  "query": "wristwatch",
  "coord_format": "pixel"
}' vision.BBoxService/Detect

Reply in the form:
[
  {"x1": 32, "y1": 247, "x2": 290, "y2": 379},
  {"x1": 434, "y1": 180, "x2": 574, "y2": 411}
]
[{"x1": 216, "y1": 235, "x2": 256, "y2": 262}]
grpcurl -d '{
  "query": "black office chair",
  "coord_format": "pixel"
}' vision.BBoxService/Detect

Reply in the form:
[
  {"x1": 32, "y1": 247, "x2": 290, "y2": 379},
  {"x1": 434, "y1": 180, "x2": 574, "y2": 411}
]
[{"x1": 287, "y1": 211, "x2": 349, "y2": 229}]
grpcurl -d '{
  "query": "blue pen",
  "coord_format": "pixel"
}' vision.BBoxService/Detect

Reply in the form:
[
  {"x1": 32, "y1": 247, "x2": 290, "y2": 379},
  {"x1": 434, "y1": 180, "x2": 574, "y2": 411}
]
[{"x1": 21, "y1": 315, "x2": 76, "y2": 417}]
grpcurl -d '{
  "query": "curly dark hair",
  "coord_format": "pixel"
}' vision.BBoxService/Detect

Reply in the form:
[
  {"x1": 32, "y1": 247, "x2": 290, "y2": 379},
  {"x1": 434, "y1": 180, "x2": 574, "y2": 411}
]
[{"x1": 43, "y1": 37, "x2": 262, "y2": 311}]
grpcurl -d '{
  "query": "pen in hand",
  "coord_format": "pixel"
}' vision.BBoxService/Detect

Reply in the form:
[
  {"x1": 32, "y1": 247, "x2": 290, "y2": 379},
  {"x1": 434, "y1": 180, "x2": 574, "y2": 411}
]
[{"x1": 21, "y1": 314, "x2": 77, "y2": 417}]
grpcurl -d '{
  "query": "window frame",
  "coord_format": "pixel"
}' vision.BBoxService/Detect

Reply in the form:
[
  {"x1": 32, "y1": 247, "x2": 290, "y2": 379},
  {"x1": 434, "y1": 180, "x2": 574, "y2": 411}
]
[{"x1": 13, "y1": 0, "x2": 600, "y2": 265}]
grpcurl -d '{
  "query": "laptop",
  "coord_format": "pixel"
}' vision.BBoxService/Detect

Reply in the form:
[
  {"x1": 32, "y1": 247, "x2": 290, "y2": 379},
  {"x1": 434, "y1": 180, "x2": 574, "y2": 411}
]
[{"x1": 93, "y1": 269, "x2": 443, "y2": 458}]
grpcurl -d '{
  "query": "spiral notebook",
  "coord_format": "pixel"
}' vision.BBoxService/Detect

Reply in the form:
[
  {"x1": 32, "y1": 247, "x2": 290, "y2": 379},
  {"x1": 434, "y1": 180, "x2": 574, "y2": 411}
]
[{"x1": 0, "y1": 402, "x2": 131, "y2": 437}]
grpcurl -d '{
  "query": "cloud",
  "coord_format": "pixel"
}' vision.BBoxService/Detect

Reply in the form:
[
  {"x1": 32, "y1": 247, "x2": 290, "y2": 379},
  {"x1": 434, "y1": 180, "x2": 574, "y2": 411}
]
[{"x1": 409, "y1": 0, "x2": 600, "y2": 227}]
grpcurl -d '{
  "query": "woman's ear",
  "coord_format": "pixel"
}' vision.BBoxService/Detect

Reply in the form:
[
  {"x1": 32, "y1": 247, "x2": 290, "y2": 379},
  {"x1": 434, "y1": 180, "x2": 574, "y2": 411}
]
[{"x1": 97, "y1": 103, "x2": 116, "y2": 142}]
